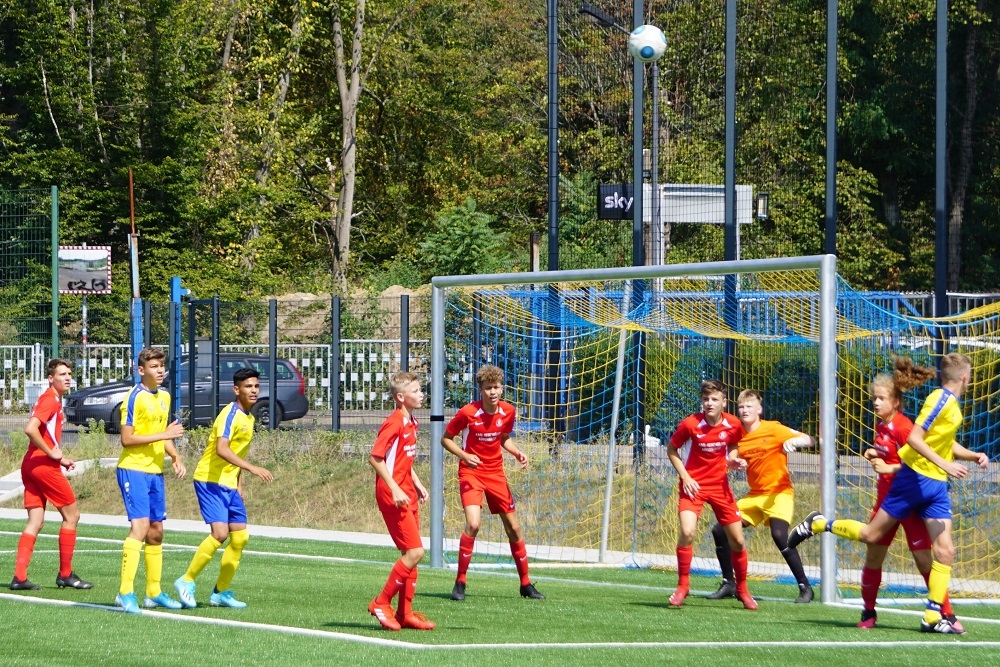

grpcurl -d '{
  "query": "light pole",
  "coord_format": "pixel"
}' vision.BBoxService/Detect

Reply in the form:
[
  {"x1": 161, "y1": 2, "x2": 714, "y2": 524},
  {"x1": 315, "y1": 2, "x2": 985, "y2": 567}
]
[{"x1": 579, "y1": 3, "x2": 654, "y2": 269}]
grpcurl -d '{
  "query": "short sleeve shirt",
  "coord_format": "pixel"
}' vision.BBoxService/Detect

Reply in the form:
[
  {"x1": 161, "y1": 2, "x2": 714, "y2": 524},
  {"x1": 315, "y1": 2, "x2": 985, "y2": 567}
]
[
  {"x1": 445, "y1": 400, "x2": 516, "y2": 474},
  {"x1": 25, "y1": 387, "x2": 63, "y2": 462},
  {"x1": 669, "y1": 412, "x2": 743, "y2": 486},
  {"x1": 737, "y1": 420, "x2": 798, "y2": 495},
  {"x1": 899, "y1": 388, "x2": 962, "y2": 481},
  {"x1": 193, "y1": 403, "x2": 255, "y2": 489},
  {"x1": 371, "y1": 409, "x2": 419, "y2": 498},
  {"x1": 117, "y1": 385, "x2": 171, "y2": 474}
]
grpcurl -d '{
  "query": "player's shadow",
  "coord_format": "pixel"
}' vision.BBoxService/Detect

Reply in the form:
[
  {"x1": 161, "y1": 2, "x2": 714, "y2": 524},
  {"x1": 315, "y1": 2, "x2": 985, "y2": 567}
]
[{"x1": 322, "y1": 621, "x2": 389, "y2": 630}]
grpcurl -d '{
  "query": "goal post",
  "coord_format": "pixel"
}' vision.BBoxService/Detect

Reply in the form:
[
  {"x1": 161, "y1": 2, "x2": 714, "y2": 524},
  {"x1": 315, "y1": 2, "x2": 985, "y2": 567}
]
[{"x1": 428, "y1": 254, "x2": 840, "y2": 602}]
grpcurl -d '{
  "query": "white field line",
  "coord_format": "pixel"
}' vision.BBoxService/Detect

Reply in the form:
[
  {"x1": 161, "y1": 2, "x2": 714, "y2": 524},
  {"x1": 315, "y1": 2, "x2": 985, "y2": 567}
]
[{"x1": 1, "y1": 592, "x2": 999, "y2": 651}]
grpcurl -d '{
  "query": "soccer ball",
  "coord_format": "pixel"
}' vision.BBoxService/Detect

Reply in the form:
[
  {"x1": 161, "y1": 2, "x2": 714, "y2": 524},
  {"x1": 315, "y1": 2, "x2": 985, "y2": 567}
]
[{"x1": 628, "y1": 25, "x2": 666, "y2": 63}]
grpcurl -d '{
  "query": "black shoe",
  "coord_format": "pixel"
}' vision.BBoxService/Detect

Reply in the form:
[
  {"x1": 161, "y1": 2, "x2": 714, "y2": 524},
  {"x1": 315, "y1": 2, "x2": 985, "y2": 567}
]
[
  {"x1": 787, "y1": 511, "x2": 824, "y2": 550},
  {"x1": 451, "y1": 581, "x2": 466, "y2": 601},
  {"x1": 520, "y1": 583, "x2": 545, "y2": 599},
  {"x1": 706, "y1": 579, "x2": 736, "y2": 600},
  {"x1": 794, "y1": 584, "x2": 814, "y2": 603},
  {"x1": 857, "y1": 608, "x2": 878, "y2": 629},
  {"x1": 10, "y1": 578, "x2": 41, "y2": 591},
  {"x1": 56, "y1": 572, "x2": 94, "y2": 590}
]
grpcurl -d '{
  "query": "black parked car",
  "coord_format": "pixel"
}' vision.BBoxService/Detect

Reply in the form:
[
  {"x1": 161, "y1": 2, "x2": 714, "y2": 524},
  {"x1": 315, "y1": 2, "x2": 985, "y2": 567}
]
[{"x1": 63, "y1": 354, "x2": 309, "y2": 432}]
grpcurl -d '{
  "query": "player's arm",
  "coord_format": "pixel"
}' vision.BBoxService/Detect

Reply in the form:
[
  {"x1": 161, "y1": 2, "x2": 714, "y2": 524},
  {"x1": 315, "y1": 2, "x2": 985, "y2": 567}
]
[
  {"x1": 163, "y1": 438, "x2": 187, "y2": 479},
  {"x1": 951, "y1": 441, "x2": 989, "y2": 468},
  {"x1": 906, "y1": 424, "x2": 967, "y2": 478},
  {"x1": 215, "y1": 436, "x2": 272, "y2": 483},
  {"x1": 120, "y1": 420, "x2": 185, "y2": 447},
  {"x1": 411, "y1": 469, "x2": 428, "y2": 503},
  {"x1": 441, "y1": 430, "x2": 482, "y2": 468},
  {"x1": 726, "y1": 441, "x2": 745, "y2": 470},
  {"x1": 667, "y1": 432, "x2": 699, "y2": 497},
  {"x1": 369, "y1": 454, "x2": 410, "y2": 507},
  {"x1": 500, "y1": 433, "x2": 528, "y2": 469},
  {"x1": 782, "y1": 432, "x2": 813, "y2": 453},
  {"x1": 24, "y1": 416, "x2": 73, "y2": 469}
]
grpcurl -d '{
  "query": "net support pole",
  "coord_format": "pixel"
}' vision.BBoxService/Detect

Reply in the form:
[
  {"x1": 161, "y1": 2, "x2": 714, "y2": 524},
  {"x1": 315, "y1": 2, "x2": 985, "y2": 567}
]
[
  {"x1": 819, "y1": 253, "x2": 839, "y2": 603},
  {"x1": 429, "y1": 285, "x2": 446, "y2": 569},
  {"x1": 599, "y1": 328, "x2": 630, "y2": 563}
]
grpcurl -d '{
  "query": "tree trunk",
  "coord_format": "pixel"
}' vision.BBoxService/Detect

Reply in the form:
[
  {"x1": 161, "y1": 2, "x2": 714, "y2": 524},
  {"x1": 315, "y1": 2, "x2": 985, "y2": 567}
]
[{"x1": 947, "y1": 12, "x2": 980, "y2": 290}]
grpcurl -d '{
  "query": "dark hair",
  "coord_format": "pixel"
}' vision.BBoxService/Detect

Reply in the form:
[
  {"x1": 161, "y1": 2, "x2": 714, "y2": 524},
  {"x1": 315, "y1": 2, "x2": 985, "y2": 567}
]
[
  {"x1": 46, "y1": 358, "x2": 71, "y2": 377},
  {"x1": 137, "y1": 347, "x2": 166, "y2": 367},
  {"x1": 233, "y1": 367, "x2": 260, "y2": 385},
  {"x1": 700, "y1": 379, "x2": 726, "y2": 399}
]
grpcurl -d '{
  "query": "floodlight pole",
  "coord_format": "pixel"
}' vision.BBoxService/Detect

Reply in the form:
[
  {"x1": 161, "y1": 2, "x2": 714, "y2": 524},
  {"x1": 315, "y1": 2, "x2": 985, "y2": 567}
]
[{"x1": 547, "y1": 0, "x2": 559, "y2": 271}]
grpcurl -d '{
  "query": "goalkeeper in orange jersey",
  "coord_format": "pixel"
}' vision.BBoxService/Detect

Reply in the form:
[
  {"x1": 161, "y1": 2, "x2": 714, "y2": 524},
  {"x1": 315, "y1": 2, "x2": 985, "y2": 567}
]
[
  {"x1": 441, "y1": 364, "x2": 544, "y2": 602},
  {"x1": 666, "y1": 379, "x2": 756, "y2": 610},
  {"x1": 789, "y1": 353, "x2": 988, "y2": 634},
  {"x1": 704, "y1": 389, "x2": 814, "y2": 604}
]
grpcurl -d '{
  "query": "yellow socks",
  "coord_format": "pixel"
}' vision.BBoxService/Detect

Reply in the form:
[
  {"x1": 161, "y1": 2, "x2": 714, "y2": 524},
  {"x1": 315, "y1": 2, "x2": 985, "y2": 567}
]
[
  {"x1": 144, "y1": 544, "x2": 164, "y2": 598},
  {"x1": 120, "y1": 537, "x2": 143, "y2": 595},
  {"x1": 924, "y1": 561, "x2": 952, "y2": 624},
  {"x1": 185, "y1": 535, "x2": 223, "y2": 582},
  {"x1": 829, "y1": 519, "x2": 864, "y2": 542},
  {"x1": 216, "y1": 529, "x2": 249, "y2": 592}
]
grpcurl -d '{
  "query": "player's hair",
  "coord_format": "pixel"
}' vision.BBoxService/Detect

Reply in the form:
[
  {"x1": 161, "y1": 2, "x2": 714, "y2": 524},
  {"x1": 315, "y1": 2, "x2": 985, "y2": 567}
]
[
  {"x1": 476, "y1": 364, "x2": 504, "y2": 388},
  {"x1": 137, "y1": 347, "x2": 166, "y2": 368},
  {"x1": 871, "y1": 356, "x2": 937, "y2": 402},
  {"x1": 233, "y1": 367, "x2": 259, "y2": 385},
  {"x1": 389, "y1": 371, "x2": 420, "y2": 399},
  {"x1": 736, "y1": 388, "x2": 763, "y2": 405},
  {"x1": 940, "y1": 353, "x2": 972, "y2": 383},
  {"x1": 700, "y1": 379, "x2": 726, "y2": 399},
  {"x1": 46, "y1": 358, "x2": 71, "y2": 377}
]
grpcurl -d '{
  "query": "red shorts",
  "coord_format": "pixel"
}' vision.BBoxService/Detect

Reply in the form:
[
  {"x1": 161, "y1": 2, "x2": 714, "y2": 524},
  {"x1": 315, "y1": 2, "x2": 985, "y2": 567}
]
[
  {"x1": 377, "y1": 496, "x2": 422, "y2": 551},
  {"x1": 871, "y1": 495, "x2": 931, "y2": 550},
  {"x1": 22, "y1": 458, "x2": 76, "y2": 509},
  {"x1": 459, "y1": 468, "x2": 516, "y2": 515},
  {"x1": 678, "y1": 482, "x2": 741, "y2": 526}
]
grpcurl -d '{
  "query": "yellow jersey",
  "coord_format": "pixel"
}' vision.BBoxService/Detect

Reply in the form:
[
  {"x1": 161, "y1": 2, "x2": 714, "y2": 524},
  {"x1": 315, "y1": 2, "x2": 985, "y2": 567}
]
[
  {"x1": 193, "y1": 402, "x2": 255, "y2": 489},
  {"x1": 898, "y1": 388, "x2": 963, "y2": 481},
  {"x1": 117, "y1": 385, "x2": 171, "y2": 474}
]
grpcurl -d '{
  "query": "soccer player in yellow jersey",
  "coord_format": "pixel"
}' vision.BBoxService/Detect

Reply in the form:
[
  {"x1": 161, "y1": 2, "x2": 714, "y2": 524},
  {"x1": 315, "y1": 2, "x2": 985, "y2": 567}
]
[
  {"x1": 116, "y1": 348, "x2": 187, "y2": 614},
  {"x1": 705, "y1": 390, "x2": 815, "y2": 603},
  {"x1": 174, "y1": 368, "x2": 273, "y2": 609},
  {"x1": 789, "y1": 353, "x2": 988, "y2": 634}
]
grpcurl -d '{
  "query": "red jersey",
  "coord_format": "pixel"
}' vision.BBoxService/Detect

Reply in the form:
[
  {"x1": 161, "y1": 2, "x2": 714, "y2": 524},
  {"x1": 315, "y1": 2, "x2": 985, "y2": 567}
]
[
  {"x1": 371, "y1": 408, "x2": 419, "y2": 500},
  {"x1": 669, "y1": 412, "x2": 743, "y2": 486},
  {"x1": 24, "y1": 387, "x2": 63, "y2": 464},
  {"x1": 871, "y1": 411, "x2": 914, "y2": 500},
  {"x1": 445, "y1": 400, "x2": 516, "y2": 474}
]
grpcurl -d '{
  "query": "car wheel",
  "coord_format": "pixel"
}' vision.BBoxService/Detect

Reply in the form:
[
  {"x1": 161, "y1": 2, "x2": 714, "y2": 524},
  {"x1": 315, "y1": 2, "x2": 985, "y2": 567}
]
[
  {"x1": 251, "y1": 400, "x2": 283, "y2": 429},
  {"x1": 110, "y1": 405, "x2": 123, "y2": 434}
]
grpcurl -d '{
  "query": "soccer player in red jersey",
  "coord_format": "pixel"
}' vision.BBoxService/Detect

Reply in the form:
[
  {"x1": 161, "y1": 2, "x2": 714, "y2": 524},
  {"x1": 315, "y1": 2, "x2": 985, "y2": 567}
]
[
  {"x1": 667, "y1": 379, "x2": 756, "y2": 609},
  {"x1": 368, "y1": 372, "x2": 435, "y2": 631},
  {"x1": 441, "y1": 364, "x2": 544, "y2": 601},
  {"x1": 855, "y1": 363, "x2": 963, "y2": 631},
  {"x1": 10, "y1": 358, "x2": 92, "y2": 591},
  {"x1": 705, "y1": 389, "x2": 814, "y2": 603}
]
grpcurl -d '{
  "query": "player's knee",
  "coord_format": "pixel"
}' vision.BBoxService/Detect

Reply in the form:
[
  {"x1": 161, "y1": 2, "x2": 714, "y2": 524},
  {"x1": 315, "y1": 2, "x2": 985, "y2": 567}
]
[
  {"x1": 934, "y1": 543, "x2": 955, "y2": 565},
  {"x1": 465, "y1": 522, "x2": 480, "y2": 537},
  {"x1": 404, "y1": 546, "x2": 424, "y2": 567},
  {"x1": 62, "y1": 504, "x2": 80, "y2": 526},
  {"x1": 229, "y1": 529, "x2": 249, "y2": 551},
  {"x1": 710, "y1": 522, "x2": 727, "y2": 545},
  {"x1": 212, "y1": 526, "x2": 230, "y2": 543},
  {"x1": 145, "y1": 524, "x2": 164, "y2": 545}
]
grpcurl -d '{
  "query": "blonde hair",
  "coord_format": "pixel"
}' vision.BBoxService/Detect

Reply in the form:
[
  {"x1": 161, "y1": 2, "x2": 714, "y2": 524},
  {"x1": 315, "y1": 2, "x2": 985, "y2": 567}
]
[
  {"x1": 476, "y1": 364, "x2": 504, "y2": 388},
  {"x1": 870, "y1": 356, "x2": 937, "y2": 402},
  {"x1": 940, "y1": 353, "x2": 972, "y2": 383},
  {"x1": 389, "y1": 372, "x2": 420, "y2": 400}
]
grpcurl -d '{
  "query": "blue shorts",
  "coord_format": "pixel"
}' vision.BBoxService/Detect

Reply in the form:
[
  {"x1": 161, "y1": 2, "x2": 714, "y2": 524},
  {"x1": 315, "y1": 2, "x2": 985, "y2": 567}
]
[
  {"x1": 117, "y1": 468, "x2": 167, "y2": 522},
  {"x1": 193, "y1": 480, "x2": 248, "y2": 525},
  {"x1": 880, "y1": 464, "x2": 952, "y2": 521}
]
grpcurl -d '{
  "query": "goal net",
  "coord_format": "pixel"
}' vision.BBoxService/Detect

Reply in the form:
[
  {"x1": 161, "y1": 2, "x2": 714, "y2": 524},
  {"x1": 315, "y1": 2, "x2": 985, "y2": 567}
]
[{"x1": 426, "y1": 256, "x2": 1000, "y2": 602}]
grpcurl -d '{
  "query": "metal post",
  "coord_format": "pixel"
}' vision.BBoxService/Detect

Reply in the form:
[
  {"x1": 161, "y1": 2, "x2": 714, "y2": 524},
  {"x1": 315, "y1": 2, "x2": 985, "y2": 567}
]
[
  {"x1": 723, "y1": 0, "x2": 739, "y2": 401},
  {"x1": 472, "y1": 294, "x2": 482, "y2": 382},
  {"x1": 187, "y1": 302, "x2": 197, "y2": 430},
  {"x1": 819, "y1": 253, "x2": 839, "y2": 603},
  {"x1": 652, "y1": 60, "x2": 661, "y2": 266},
  {"x1": 400, "y1": 294, "x2": 410, "y2": 372},
  {"x1": 934, "y1": 0, "x2": 948, "y2": 321},
  {"x1": 547, "y1": 0, "x2": 559, "y2": 272},
  {"x1": 211, "y1": 296, "x2": 220, "y2": 417},
  {"x1": 632, "y1": 1, "x2": 645, "y2": 269},
  {"x1": 599, "y1": 329, "x2": 629, "y2": 562},
  {"x1": 50, "y1": 186, "x2": 59, "y2": 357},
  {"x1": 169, "y1": 277, "x2": 184, "y2": 420},
  {"x1": 81, "y1": 295, "x2": 88, "y2": 386},
  {"x1": 825, "y1": 0, "x2": 838, "y2": 256},
  {"x1": 268, "y1": 299, "x2": 277, "y2": 431},
  {"x1": 331, "y1": 296, "x2": 341, "y2": 432},
  {"x1": 429, "y1": 285, "x2": 445, "y2": 568}
]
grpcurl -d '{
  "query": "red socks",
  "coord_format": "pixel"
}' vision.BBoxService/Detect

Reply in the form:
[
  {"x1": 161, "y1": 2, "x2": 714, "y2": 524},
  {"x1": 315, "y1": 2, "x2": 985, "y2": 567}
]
[
  {"x1": 732, "y1": 547, "x2": 749, "y2": 592},
  {"x1": 398, "y1": 567, "x2": 418, "y2": 617},
  {"x1": 510, "y1": 539, "x2": 531, "y2": 586},
  {"x1": 14, "y1": 533, "x2": 36, "y2": 581},
  {"x1": 58, "y1": 528, "x2": 76, "y2": 578},
  {"x1": 456, "y1": 533, "x2": 475, "y2": 584},
  {"x1": 676, "y1": 545, "x2": 693, "y2": 588},
  {"x1": 861, "y1": 566, "x2": 881, "y2": 612},
  {"x1": 376, "y1": 560, "x2": 412, "y2": 605}
]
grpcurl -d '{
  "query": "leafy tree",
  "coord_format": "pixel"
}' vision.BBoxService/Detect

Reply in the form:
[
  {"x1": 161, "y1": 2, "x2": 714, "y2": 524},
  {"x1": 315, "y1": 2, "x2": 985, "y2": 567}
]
[{"x1": 418, "y1": 198, "x2": 510, "y2": 279}]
